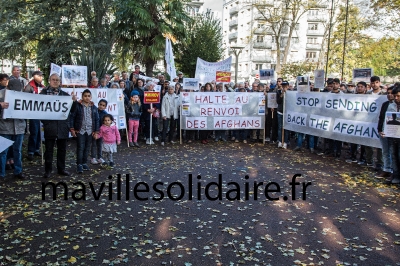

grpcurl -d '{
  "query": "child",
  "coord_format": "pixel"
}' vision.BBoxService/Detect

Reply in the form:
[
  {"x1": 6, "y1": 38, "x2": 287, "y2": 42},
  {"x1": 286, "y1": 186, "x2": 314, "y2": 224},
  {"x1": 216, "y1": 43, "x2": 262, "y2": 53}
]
[
  {"x1": 70, "y1": 89, "x2": 100, "y2": 173},
  {"x1": 126, "y1": 91, "x2": 142, "y2": 147},
  {"x1": 91, "y1": 99, "x2": 108, "y2": 165},
  {"x1": 97, "y1": 114, "x2": 121, "y2": 167}
]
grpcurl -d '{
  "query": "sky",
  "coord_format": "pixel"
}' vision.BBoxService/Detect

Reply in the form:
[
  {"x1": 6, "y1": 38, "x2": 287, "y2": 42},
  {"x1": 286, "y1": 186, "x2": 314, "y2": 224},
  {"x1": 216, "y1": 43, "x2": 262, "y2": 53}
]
[{"x1": 203, "y1": 0, "x2": 223, "y2": 12}]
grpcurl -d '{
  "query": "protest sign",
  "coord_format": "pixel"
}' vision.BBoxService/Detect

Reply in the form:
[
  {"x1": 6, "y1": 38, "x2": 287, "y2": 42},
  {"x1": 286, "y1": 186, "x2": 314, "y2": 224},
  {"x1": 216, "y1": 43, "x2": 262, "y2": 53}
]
[
  {"x1": 195, "y1": 57, "x2": 232, "y2": 84},
  {"x1": 216, "y1": 71, "x2": 231, "y2": 83},
  {"x1": 296, "y1": 76, "x2": 310, "y2": 93},
  {"x1": 144, "y1": 91, "x2": 160, "y2": 104},
  {"x1": 284, "y1": 91, "x2": 387, "y2": 148},
  {"x1": 314, "y1": 70, "x2": 325, "y2": 89},
  {"x1": 181, "y1": 92, "x2": 265, "y2": 130},
  {"x1": 267, "y1": 93, "x2": 278, "y2": 108},
  {"x1": 63, "y1": 88, "x2": 126, "y2": 129},
  {"x1": 384, "y1": 112, "x2": 400, "y2": 138},
  {"x1": 50, "y1": 63, "x2": 62, "y2": 77},
  {"x1": 2, "y1": 90, "x2": 73, "y2": 120},
  {"x1": 61, "y1": 65, "x2": 88, "y2": 86},
  {"x1": 183, "y1": 78, "x2": 200, "y2": 91},
  {"x1": 353, "y1": 68, "x2": 373, "y2": 83},
  {"x1": 260, "y1": 69, "x2": 274, "y2": 80}
]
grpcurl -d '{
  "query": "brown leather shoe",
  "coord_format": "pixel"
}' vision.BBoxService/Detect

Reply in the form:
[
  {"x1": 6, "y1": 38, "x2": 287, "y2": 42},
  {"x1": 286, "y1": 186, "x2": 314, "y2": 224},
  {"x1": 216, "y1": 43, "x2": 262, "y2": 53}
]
[{"x1": 376, "y1": 171, "x2": 392, "y2": 179}]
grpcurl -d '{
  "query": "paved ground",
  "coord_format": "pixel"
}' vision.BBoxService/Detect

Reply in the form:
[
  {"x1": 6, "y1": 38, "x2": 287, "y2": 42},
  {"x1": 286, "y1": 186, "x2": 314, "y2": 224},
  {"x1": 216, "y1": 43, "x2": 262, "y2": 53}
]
[{"x1": 1, "y1": 138, "x2": 400, "y2": 265}]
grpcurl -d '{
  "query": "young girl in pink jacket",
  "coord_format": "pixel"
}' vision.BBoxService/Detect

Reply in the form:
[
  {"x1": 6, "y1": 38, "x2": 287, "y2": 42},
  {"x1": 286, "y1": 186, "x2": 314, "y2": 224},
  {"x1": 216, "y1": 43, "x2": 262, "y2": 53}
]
[{"x1": 97, "y1": 114, "x2": 121, "y2": 167}]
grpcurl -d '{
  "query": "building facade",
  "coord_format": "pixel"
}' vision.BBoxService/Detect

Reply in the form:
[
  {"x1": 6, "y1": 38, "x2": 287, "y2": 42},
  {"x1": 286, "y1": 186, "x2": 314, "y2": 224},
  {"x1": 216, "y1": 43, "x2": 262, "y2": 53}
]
[{"x1": 222, "y1": 0, "x2": 331, "y2": 82}]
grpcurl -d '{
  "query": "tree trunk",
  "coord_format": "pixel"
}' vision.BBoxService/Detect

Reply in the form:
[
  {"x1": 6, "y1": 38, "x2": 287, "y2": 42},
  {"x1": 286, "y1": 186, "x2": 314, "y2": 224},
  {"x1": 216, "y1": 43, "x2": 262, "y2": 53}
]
[{"x1": 145, "y1": 59, "x2": 156, "y2": 77}]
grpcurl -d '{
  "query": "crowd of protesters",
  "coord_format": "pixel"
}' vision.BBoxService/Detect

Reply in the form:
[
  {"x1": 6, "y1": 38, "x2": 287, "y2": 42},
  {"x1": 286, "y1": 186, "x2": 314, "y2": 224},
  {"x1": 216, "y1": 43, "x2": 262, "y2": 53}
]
[{"x1": 0, "y1": 65, "x2": 399, "y2": 185}]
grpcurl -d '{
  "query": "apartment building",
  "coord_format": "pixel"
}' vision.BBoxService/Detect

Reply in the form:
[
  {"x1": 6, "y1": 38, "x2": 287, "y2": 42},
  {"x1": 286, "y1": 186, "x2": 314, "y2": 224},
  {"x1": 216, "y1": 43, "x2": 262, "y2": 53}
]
[{"x1": 222, "y1": 0, "x2": 331, "y2": 81}]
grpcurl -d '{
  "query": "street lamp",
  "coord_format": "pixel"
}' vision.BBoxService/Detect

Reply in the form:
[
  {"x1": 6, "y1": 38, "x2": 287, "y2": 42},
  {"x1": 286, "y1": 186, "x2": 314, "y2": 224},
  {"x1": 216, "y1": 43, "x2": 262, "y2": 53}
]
[{"x1": 230, "y1": 45, "x2": 245, "y2": 84}]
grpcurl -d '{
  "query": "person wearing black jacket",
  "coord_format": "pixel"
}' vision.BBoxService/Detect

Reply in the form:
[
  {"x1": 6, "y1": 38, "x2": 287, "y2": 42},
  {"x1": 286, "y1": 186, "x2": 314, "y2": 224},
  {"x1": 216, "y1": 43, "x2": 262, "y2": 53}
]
[
  {"x1": 376, "y1": 86, "x2": 395, "y2": 178},
  {"x1": 276, "y1": 81, "x2": 289, "y2": 149},
  {"x1": 40, "y1": 74, "x2": 77, "y2": 178}
]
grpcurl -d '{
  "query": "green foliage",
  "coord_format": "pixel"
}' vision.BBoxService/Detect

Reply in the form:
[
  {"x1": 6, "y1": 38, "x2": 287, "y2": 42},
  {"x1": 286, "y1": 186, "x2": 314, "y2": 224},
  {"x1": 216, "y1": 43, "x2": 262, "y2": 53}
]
[
  {"x1": 175, "y1": 10, "x2": 224, "y2": 78},
  {"x1": 114, "y1": 0, "x2": 191, "y2": 76},
  {"x1": 75, "y1": 50, "x2": 118, "y2": 83},
  {"x1": 280, "y1": 61, "x2": 317, "y2": 80}
]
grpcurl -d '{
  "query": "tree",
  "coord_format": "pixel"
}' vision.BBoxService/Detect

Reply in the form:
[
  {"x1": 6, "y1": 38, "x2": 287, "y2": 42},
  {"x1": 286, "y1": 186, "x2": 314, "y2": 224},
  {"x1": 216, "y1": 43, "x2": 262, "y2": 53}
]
[
  {"x1": 280, "y1": 61, "x2": 317, "y2": 80},
  {"x1": 370, "y1": 0, "x2": 400, "y2": 37},
  {"x1": 249, "y1": 0, "x2": 322, "y2": 74},
  {"x1": 114, "y1": 0, "x2": 191, "y2": 76},
  {"x1": 175, "y1": 10, "x2": 224, "y2": 78}
]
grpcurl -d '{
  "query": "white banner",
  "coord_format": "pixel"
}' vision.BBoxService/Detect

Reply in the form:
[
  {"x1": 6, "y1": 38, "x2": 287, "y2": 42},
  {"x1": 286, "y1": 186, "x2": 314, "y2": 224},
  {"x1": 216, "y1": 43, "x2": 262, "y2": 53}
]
[
  {"x1": 3, "y1": 90, "x2": 73, "y2": 120},
  {"x1": 165, "y1": 38, "x2": 177, "y2": 80},
  {"x1": 63, "y1": 88, "x2": 126, "y2": 129},
  {"x1": 62, "y1": 65, "x2": 88, "y2": 86},
  {"x1": 195, "y1": 57, "x2": 232, "y2": 84},
  {"x1": 181, "y1": 92, "x2": 264, "y2": 130},
  {"x1": 284, "y1": 91, "x2": 387, "y2": 148}
]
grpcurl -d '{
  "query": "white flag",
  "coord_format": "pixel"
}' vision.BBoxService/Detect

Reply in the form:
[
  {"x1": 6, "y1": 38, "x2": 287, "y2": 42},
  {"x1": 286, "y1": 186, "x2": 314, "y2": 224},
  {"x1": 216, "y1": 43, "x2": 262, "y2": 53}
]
[{"x1": 165, "y1": 38, "x2": 177, "y2": 80}]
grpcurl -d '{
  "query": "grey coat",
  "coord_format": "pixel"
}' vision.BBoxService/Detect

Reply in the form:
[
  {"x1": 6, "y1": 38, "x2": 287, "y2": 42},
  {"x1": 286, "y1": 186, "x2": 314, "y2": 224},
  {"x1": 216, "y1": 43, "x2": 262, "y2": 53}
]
[{"x1": 0, "y1": 89, "x2": 26, "y2": 135}]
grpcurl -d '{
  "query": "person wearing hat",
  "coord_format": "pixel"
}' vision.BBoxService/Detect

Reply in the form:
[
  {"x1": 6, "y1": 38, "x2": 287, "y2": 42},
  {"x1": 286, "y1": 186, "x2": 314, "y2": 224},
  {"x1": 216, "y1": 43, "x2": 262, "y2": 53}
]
[
  {"x1": 126, "y1": 90, "x2": 142, "y2": 147},
  {"x1": 24, "y1": 71, "x2": 45, "y2": 161},
  {"x1": 177, "y1": 71, "x2": 183, "y2": 83},
  {"x1": 346, "y1": 81, "x2": 356, "y2": 93}
]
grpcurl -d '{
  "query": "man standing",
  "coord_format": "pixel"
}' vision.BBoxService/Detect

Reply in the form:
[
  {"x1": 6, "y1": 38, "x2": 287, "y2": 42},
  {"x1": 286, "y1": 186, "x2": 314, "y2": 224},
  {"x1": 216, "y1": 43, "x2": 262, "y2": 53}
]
[
  {"x1": 177, "y1": 71, "x2": 184, "y2": 83},
  {"x1": 89, "y1": 77, "x2": 99, "y2": 88},
  {"x1": 24, "y1": 71, "x2": 45, "y2": 161},
  {"x1": 0, "y1": 78, "x2": 26, "y2": 179},
  {"x1": 385, "y1": 87, "x2": 400, "y2": 184},
  {"x1": 9, "y1": 66, "x2": 28, "y2": 88},
  {"x1": 40, "y1": 74, "x2": 76, "y2": 178},
  {"x1": 133, "y1": 65, "x2": 145, "y2": 76}
]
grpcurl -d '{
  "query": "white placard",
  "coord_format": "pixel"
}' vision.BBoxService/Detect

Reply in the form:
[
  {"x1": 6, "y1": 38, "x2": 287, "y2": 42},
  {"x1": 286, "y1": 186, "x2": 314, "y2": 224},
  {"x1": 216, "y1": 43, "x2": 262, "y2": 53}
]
[{"x1": 61, "y1": 65, "x2": 88, "y2": 86}]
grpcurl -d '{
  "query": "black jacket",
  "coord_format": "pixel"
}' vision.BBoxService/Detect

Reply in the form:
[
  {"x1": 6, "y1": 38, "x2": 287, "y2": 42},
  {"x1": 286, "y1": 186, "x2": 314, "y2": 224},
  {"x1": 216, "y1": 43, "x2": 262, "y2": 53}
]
[
  {"x1": 378, "y1": 101, "x2": 390, "y2": 133},
  {"x1": 40, "y1": 87, "x2": 76, "y2": 139}
]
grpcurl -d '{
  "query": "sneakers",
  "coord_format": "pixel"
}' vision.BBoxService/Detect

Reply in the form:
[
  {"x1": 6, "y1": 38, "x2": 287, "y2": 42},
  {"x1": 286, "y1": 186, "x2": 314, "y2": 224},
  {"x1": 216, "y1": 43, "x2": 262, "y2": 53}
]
[
  {"x1": 146, "y1": 138, "x2": 154, "y2": 145},
  {"x1": 77, "y1": 164, "x2": 83, "y2": 174},
  {"x1": 376, "y1": 171, "x2": 392, "y2": 179},
  {"x1": 265, "y1": 137, "x2": 270, "y2": 142},
  {"x1": 231, "y1": 137, "x2": 236, "y2": 141},
  {"x1": 170, "y1": 140, "x2": 176, "y2": 144},
  {"x1": 366, "y1": 163, "x2": 374, "y2": 167},
  {"x1": 282, "y1": 143, "x2": 287, "y2": 149},
  {"x1": 91, "y1": 158, "x2": 99, "y2": 164},
  {"x1": 82, "y1": 164, "x2": 90, "y2": 171},
  {"x1": 243, "y1": 140, "x2": 247, "y2": 144},
  {"x1": 98, "y1": 158, "x2": 105, "y2": 164},
  {"x1": 310, "y1": 148, "x2": 315, "y2": 154},
  {"x1": 235, "y1": 139, "x2": 239, "y2": 143},
  {"x1": 129, "y1": 142, "x2": 135, "y2": 147},
  {"x1": 293, "y1": 146, "x2": 301, "y2": 152},
  {"x1": 161, "y1": 142, "x2": 165, "y2": 146},
  {"x1": 277, "y1": 142, "x2": 282, "y2": 148},
  {"x1": 222, "y1": 138, "x2": 227, "y2": 142},
  {"x1": 358, "y1": 161, "x2": 366, "y2": 165},
  {"x1": 154, "y1": 137, "x2": 159, "y2": 141},
  {"x1": 134, "y1": 142, "x2": 140, "y2": 147},
  {"x1": 202, "y1": 140, "x2": 207, "y2": 144}
]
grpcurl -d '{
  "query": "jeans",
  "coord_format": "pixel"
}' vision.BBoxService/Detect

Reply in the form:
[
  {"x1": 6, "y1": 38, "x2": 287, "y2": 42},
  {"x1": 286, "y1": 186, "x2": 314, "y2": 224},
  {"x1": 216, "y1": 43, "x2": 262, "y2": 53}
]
[
  {"x1": 77, "y1": 133, "x2": 92, "y2": 165},
  {"x1": 0, "y1": 134, "x2": 24, "y2": 176},
  {"x1": 162, "y1": 116, "x2": 176, "y2": 142},
  {"x1": 389, "y1": 138, "x2": 400, "y2": 179},
  {"x1": 44, "y1": 138, "x2": 67, "y2": 173},
  {"x1": 297, "y1": 133, "x2": 315, "y2": 148},
  {"x1": 277, "y1": 113, "x2": 289, "y2": 143},
  {"x1": 128, "y1": 119, "x2": 140, "y2": 142},
  {"x1": 28, "y1": 119, "x2": 41, "y2": 155},
  {"x1": 265, "y1": 109, "x2": 278, "y2": 141},
  {"x1": 380, "y1": 136, "x2": 392, "y2": 172},
  {"x1": 233, "y1": 129, "x2": 248, "y2": 141},
  {"x1": 91, "y1": 137, "x2": 103, "y2": 159}
]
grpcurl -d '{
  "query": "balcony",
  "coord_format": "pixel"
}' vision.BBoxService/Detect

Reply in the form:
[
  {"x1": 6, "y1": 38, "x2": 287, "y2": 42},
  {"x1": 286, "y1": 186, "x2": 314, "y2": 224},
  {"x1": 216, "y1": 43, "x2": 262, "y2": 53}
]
[
  {"x1": 307, "y1": 15, "x2": 327, "y2": 22},
  {"x1": 229, "y1": 19, "x2": 238, "y2": 27},
  {"x1": 306, "y1": 43, "x2": 321, "y2": 50},
  {"x1": 271, "y1": 43, "x2": 285, "y2": 50},
  {"x1": 253, "y1": 55, "x2": 272, "y2": 63},
  {"x1": 307, "y1": 29, "x2": 325, "y2": 36},
  {"x1": 253, "y1": 42, "x2": 272, "y2": 49},
  {"x1": 229, "y1": 32, "x2": 238, "y2": 40},
  {"x1": 229, "y1": 6, "x2": 239, "y2": 15},
  {"x1": 254, "y1": 28, "x2": 273, "y2": 35}
]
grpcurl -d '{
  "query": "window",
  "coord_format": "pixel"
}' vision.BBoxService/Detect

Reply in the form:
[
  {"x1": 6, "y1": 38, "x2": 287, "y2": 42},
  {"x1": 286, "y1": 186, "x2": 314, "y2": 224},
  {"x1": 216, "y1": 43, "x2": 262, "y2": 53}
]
[
  {"x1": 306, "y1": 52, "x2": 317, "y2": 58},
  {"x1": 308, "y1": 23, "x2": 318, "y2": 30},
  {"x1": 295, "y1": 23, "x2": 300, "y2": 30},
  {"x1": 255, "y1": 64, "x2": 263, "y2": 70},
  {"x1": 256, "y1": 35, "x2": 264, "y2": 42},
  {"x1": 292, "y1": 37, "x2": 299, "y2": 44},
  {"x1": 307, "y1": 37, "x2": 318, "y2": 44},
  {"x1": 308, "y1": 10, "x2": 319, "y2": 16}
]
